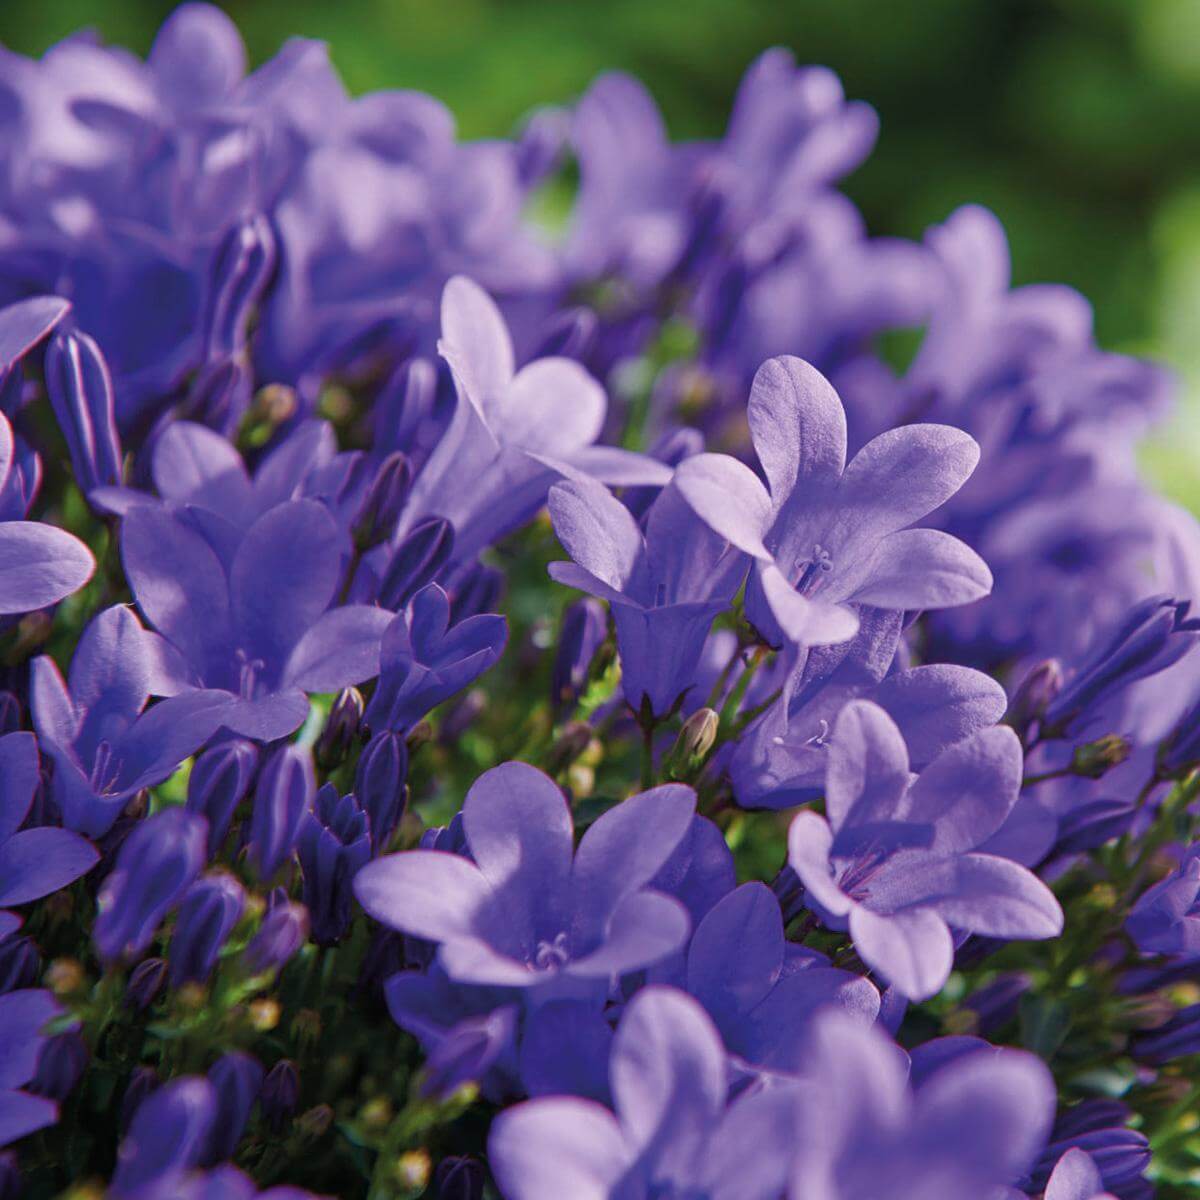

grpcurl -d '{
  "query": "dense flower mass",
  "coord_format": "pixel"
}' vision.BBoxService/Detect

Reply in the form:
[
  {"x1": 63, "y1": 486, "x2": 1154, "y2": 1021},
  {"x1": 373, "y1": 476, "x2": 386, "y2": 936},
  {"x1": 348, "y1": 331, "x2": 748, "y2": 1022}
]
[{"x1": 0, "y1": 4, "x2": 1197, "y2": 1196}]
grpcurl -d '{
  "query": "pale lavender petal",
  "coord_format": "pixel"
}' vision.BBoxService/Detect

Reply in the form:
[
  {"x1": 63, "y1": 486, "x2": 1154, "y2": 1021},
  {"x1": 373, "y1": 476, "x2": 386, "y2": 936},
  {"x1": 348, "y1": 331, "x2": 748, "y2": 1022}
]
[
  {"x1": 353, "y1": 851, "x2": 492, "y2": 943},
  {"x1": 1045, "y1": 1149, "x2": 1108, "y2": 1200},
  {"x1": 929, "y1": 854, "x2": 1063, "y2": 940},
  {"x1": 565, "y1": 444, "x2": 673, "y2": 486},
  {"x1": 702, "y1": 1088, "x2": 799, "y2": 1200},
  {"x1": 757, "y1": 563, "x2": 859, "y2": 646},
  {"x1": 151, "y1": 421, "x2": 253, "y2": 512},
  {"x1": 848, "y1": 905, "x2": 954, "y2": 1000},
  {"x1": 0, "y1": 990, "x2": 61, "y2": 1089},
  {"x1": 69, "y1": 606, "x2": 152, "y2": 753},
  {"x1": 0, "y1": 1089, "x2": 58, "y2": 1146},
  {"x1": 786, "y1": 811, "x2": 852, "y2": 918},
  {"x1": 0, "y1": 733, "x2": 39, "y2": 842},
  {"x1": 0, "y1": 296, "x2": 70, "y2": 373},
  {"x1": 547, "y1": 560, "x2": 631, "y2": 607},
  {"x1": 825, "y1": 699, "x2": 911, "y2": 832},
  {"x1": 438, "y1": 276, "x2": 515, "y2": 410},
  {"x1": 488, "y1": 1097, "x2": 627, "y2": 1200},
  {"x1": 673, "y1": 453, "x2": 774, "y2": 560},
  {"x1": 851, "y1": 528, "x2": 992, "y2": 610},
  {"x1": 567, "y1": 890, "x2": 690, "y2": 978},
  {"x1": 548, "y1": 477, "x2": 643, "y2": 592},
  {"x1": 503, "y1": 359, "x2": 605, "y2": 453},
  {"x1": 0, "y1": 523, "x2": 94, "y2": 615}
]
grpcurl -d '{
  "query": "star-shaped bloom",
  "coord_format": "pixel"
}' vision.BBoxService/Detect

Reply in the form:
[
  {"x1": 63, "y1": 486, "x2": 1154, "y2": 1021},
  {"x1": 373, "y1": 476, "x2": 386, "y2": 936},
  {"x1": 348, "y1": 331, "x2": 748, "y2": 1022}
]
[
  {"x1": 675, "y1": 355, "x2": 990, "y2": 647},
  {"x1": 787, "y1": 699, "x2": 1062, "y2": 1000}
]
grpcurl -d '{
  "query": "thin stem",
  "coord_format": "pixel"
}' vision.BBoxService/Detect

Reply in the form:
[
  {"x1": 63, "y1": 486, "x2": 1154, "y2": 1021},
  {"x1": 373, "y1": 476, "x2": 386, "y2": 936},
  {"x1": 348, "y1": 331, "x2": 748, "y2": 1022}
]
[{"x1": 640, "y1": 721, "x2": 655, "y2": 790}]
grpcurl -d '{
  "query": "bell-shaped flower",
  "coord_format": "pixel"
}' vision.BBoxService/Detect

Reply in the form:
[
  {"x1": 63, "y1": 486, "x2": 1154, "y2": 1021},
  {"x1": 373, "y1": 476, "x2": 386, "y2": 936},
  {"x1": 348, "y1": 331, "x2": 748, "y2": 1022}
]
[
  {"x1": 1125, "y1": 844, "x2": 1200, "y2": 962},
  {"x1": 363, "y1": 584, "x2": 506, "y2": 734},
  {"x1": 675, "y1": 355, "x2": 990, "y2": 647},
  {"x1": 297, "y1": 785, "x2": 372, "y2": 944},
  {"x1": 489, "y1": 986, "x2": 799, "y2": 1200},
  {"x1": 548, "y1": 472, "x2": 747, "y2": 718},
  {"x1": 30, "y1": 606, "x2": 231, "y2": 836},
  {"x1": 787, "y1": 699, "x2": 1062, "y2": 1000},
  {"x1": 399, "y1": 276, "x2": 670, "y2": 566},
  {"x1": 121, "y1": 499, "x2": 392, "y2": 740},
  {"x1": 0, "y1": 733, "x2": 97, "y2": 940},
  {"x1": 355, "y1": 762, "x2": 695, "y2": 1000},
  {"x1": 731, "y1": 608, "x2": 1008, "y2": 808},
  {"x1": 789, "y1": 1010, "x2": 1055, "y2": 1198}
]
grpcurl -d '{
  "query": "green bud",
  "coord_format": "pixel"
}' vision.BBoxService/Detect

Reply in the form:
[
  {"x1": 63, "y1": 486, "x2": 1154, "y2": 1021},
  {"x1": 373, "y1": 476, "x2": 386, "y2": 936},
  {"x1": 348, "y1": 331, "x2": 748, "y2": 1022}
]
[
  {"x1": 1071, "y1": 734, "x2": 1132, "y2": 779},
  {"x1": 665, "y1": 708, "x2": 720, "y2": 781}
]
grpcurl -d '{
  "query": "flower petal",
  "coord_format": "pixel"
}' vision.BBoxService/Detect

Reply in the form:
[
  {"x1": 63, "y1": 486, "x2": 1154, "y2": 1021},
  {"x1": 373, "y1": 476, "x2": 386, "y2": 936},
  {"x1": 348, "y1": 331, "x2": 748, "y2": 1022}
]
[
  {"x1": 673, "y1": 453, "x2": 774, "y2": 560},
  {"x1": 849, "y1": 905, "x2": 953, "y2": 1001},
  {"x1": 283, "y1": 604, "x2": 392, "y2": 691},
  {"x1": 0, "y1": 733, "x2": 39, "y2": 842},
  {"x1": 0, "y1": 522, "x2": 94, "y2": 615},
  {"x1": 353, "y1": 850, "x2": 493, "y2": 943},
  {"x1": 825, "y1": 699, "x2": 911, "y2": 832},
  {"x1": 438, "y1": 275, "x2": 514, "y2": 411},
  {"x1": 0, "y1": 828, "x2": 98, "y2": 906},
  {"x1": 850, "y1": 528, "x2": 992, "y2": 610},
  {"x1": 929, "y1": 854, "x2": 1063, "y2": 940},
  {"x1": 567, "y1": 890, "x2": 690, "y2": 978},
  {"x1": 548, "y1": 477, "x2": 643, "y2": 593}
]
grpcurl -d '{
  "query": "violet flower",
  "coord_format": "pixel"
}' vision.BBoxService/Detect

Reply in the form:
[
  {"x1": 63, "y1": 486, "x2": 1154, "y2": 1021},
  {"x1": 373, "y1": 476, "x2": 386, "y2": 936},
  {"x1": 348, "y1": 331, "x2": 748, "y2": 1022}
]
[
  {"x1": 355, "y1": 762, "x2": 695, "y2": 998},
  {"x1": 0, "y1": 989, "x2": 64, "y2": 1147},
  {"x1": 675, "y1": 355, "x2": 989, "y2": 647},
  {"x1": 30, "y1": 605, "x2": 231, "y2": 836},
  {"x1": 787, "y1": 699, "x2": 1061, "y2": 999},
  {"x1": 120, "y1": 499, "x2": 391, "y2": 740},
  {"x1": 488, "y1": 986, "x2": 798, "y2": 1200}
]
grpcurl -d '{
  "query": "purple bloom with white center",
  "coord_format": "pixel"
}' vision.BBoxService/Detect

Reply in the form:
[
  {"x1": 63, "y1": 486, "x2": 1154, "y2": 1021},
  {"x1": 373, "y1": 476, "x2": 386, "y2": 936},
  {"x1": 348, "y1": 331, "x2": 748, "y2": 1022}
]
[
  {"x1": 788, "y1": 699, "x2": 1062, "y2": 1000},
  {"x1": 398, "y1": 276, "x2": 669, "y2": 567},
  {"x1": 790, "y1": 1009, "x2": 1055, "y2": 1198},
  {"x1": 355, "y1": 762, "x2": 695, "y2": 999},
  {"x1": 121, "y1": 498, "x2": 391, "y2": 740},
  {"x1": 363, "y1": 584, "x2": 507, "y2": 735},
  {"x1": 548, "y1": 471, "x2": 747, "y2": 718},
  {"x1": 0, "y1": 989, "x2": 65, "y2": 1147},
  {"x1": 0, "y1": 732, "x2": 97, "y2": 940},
  {"x1": 675, "y1": 355, "x2": 990, "y2": 647},
  {"x1": 1125, "y1": 844, "x2": 1200, "y2": 962},
  {"x1": 730, "y1": 606, "x2": 1008, "y2": 808},
  {"x1": 683, "y1": 882, "x2": 879, "y2": 1074},
  {"x1": 488, "y1": 986, "x2": 798, "y2": 1200},
  {"x1": 30, "y1": 605, "x2": 230, "y2": 836}
]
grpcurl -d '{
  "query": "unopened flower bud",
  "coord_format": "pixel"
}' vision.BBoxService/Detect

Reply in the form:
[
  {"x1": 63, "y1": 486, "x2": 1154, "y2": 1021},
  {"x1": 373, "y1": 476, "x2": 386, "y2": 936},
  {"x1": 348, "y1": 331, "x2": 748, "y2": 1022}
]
[
  {"x1": 296, "y1": 1103, "x2": 334, "y2": 1140},
  {"x1": 187, "y1": 738, "x2": 258, "y2": 858},
  {"x1": 316, "y1": 688, "x2": 365, "y2": 770},
  {"x1": 202, "y1": 212, "x2": 275, "y2": 360},
  {"x1": 665, "y1": 708, "x2": 720, "y2": 780},
  {"x1": 0, "y1": 692, "x2": 21, "y2": 735},
  {"x1": 119, "y1": 1067, "x2": 159, "y2": 1137},
  {"x1": 29, "y1": 1030, "x2": 88, "y2": 1100},
  {"x1": 125, "y1": 958, "x2": 167, "y2": 1011},
  {"x1": 449, "y1": 563, "x2": 503, "y2": 623},
  {"x1": 551, "y1": 599, "x2": 607, "y2": 717},
  {"x1": 1006, "y1": 659, "x2": 1063, "y2": 741},
  {"x1": 0, "y1": 935, "x2": 39, "y2": 994},
  {"x1": 378, "y1": 517, "x2": 454, "y2": 610},
  {"x1": 1071, "y1": 734, "x2": 1132, "y2": 779},
  {"x1": 353, "y1": 452, "x2": 412, "y2": 551},
  {"x1": 354, "y1": 731, "x2": 408, "y2": 851},
  {"x1": 249, "y1": 744, "x2": 314, "y2": 879},
  {"x1": 544, "y1": 721, "x2": 594, "y2": 776},
  {"x1": 202, "y1": 1051, "x2": 263, "y2": 1165},
  {"x1": 244, "y1": 891, "x2": 309, "y2": 974},
  {"x1": 168, "y1": 872, "x2": 246, "y2": 987},
  {"x1": 436, "y1": 1156, "x2": 485, "y2": 1200},
  {"x1": 260, "y1": 1060, "x2": 300, "y2": 1134},
  {"x1": 298, "y1": 785, "x2": 371, "y2": 944}
]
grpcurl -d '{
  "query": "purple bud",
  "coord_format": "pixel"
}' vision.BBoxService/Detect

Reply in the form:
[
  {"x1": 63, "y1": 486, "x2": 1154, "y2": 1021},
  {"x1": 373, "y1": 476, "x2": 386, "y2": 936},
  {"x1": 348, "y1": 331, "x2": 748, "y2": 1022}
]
[
  {"x1": 168, "y1": 873, "x2": 246, "y2": 988},
  {"x1": 552, "y1": 599, "x2": 607, "y2": 718},
  {"x1": 1044, "y1": 596, "x2": 1200, "y2": 736},
  {"x1": 186, "y1": 739, "x2": 258, "y2": 858},
  {"x1": 126, "y1": 958, "x2": 168, "y2": 1012},
  {"x1": 421, "y1": 1008, "x2": 516, "y2": 1100},
  {"x1": 298, "y1": 786, "x2": 372, "y2": 945},
  {"x1": 111, "y1": 1077, "x2": 217, "y2": 1198},
  {"x1": 449, "y1": 562, "x2": 504, "y2": 624},
  {"x1": 44, "y1": 328, "x2": 123, "y2": 496},
  {"x1": 354, "y1": 731, "x2": 408, "y2": 851},
  {"x1": 316, "y1": 688, "x2": 365, "y2": 770},
  {"x1": 0, "y1": 935, "x2": 40, "y2": 995},
  {"x1": 29, "y1": 1030, "x2": 88, "y2": 1101},
  {"x1": 0, "y1": 692, "x2": 21, "y2": 735},
  {"x1": 353, "y1": 452, "x2": 412, "y2": 551},
  {"x1": 183, "y1": 359, "x2": 250, "y2": 433},
  {"x1": 963, "y1": 972, "x2": 1031, "y2": 1036},
  {"x1": 202, "y1": 213, "x2": 276, "y2": 361},
  {"x1": 435, "y1": 1156, "x2": 485, "y2": 1200},
  {"x1": 94, "y1": 809, "x2": 208, "y2": 964},
  {"x1": 1006, "y1": 659, "x2": 1063, "y2": 740},
  {"x1": 531, "y1": 306, "x2": 597, "y2": 362},
  {"x1": 375, "y1": 356, "x2": 440, "y2": 461},
  {"x1": 1159, "y1": 692, "x2": 1200, "y2": 779},
  {"x1": 259, "y1": 1060, "x2": 299, "y2": 1134},
  {"x1": 119, "y1": 1067, "x2": 160, "y2": 1137},
  {"x1": 378, "y1": 517, "x2": 454, "y2": 610},
  {"x1": 244, "y1": 891, "x2": 309, "y2": 973},
  {"x1": 249, "y1": 744, "x2": 314, "y2": 879},
  {"x1": 201, "y1": 1052, "x2": 264, "y2": 1165}
]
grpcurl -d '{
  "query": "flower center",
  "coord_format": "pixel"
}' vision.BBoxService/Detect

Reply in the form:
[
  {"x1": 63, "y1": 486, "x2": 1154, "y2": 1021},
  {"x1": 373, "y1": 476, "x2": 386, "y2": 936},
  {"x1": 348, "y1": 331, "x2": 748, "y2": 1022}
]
[
  {"x1": 532, "y1": 932, "x2": 571, "y2": 972},
  {"x1": 89, "y1": 740, "x2": 121, "y2": 795},
  {"x1": 235, "y1": 648, "x2": 267, "y2": 699},
  {"x1": 794, "y1": 544, "x2": 833, "y2": 596}
]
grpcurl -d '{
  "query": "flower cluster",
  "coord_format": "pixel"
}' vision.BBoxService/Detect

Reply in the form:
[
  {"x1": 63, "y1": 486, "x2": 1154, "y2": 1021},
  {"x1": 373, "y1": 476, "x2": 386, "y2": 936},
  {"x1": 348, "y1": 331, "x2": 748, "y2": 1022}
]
[{"x1": 0, "y1": 5, "x2": 1196, "y2": 1197}]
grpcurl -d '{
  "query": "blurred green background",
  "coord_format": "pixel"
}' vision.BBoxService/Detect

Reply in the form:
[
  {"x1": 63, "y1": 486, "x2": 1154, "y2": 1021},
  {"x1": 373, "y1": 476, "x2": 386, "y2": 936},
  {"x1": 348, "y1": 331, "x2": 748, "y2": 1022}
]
[{"x1": 2, "y1": 0, "x2": 1198, "y2": 504}]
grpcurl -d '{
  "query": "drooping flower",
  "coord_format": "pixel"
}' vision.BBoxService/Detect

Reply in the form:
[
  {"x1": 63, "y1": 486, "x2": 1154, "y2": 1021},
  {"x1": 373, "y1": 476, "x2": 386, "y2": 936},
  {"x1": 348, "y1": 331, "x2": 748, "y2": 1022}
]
[
  {"x1": 675, "y1": 355, "x2": 990, "y2": 647},
  {"x1": 30, "y1": 605, "x2": 230, "y2": 836},
  {"x1": 488, "y1": 986, "x2": 799, "y2": 1200},
  {"x1": 355, "y1": 762, "x2": 695, "y2": 999},
  {"x1": 120, "y1": 499, "x2": 391, "y2": 740},
  {"x1": 547, "y1": 471, "x2": 747, "y2": 718},
  {"x1": 787, "y1": 699, "x2": 1061, "y2": 999}
]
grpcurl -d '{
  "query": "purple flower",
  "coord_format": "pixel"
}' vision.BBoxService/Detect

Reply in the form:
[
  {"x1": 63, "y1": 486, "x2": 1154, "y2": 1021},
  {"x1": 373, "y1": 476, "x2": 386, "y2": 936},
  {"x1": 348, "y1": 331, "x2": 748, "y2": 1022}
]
[
  {"x1": 787, "y1": 699, "x2": 1061, "y2": 999},
  {"x1": 94, "y1": 808, "x2": 208, "y2": 965},
  {"x1": 551, "y1": 598, "x2": 608, "y2": 718},
  {"x1": 0, "y1": 411, "x2": 94, "y2": 615},
  {"x1": 248, "y1": 744, "x2": 314, "y2": 880},
  {"x1": 110, "y1": 1076, "x2": 217, "y2": 1199},
  {"x1": 355, "y1": 762, "x2": 696, "y2": 998},
  {"x1": 363, "y1": 584, "x2": 506, "y2": 735},
  {"x1": 0, "y1": 295, "x2": 71, "y2": 381},
  {"x1": 547, "y1": 471, "x2": 747, "y2": 719},
  {"x1": 488, "y1": 986, "x2": 798, "y2": 1200},
  {"x1": 675, "y1": 355, "x2": 989, "y2": 646},
  {"x1": 790, "y1": 1009, "x2": 1055, "y2": 1197},
  {"x1": 243, "y1": 890, "x2": 309, "y2": 974},
  {"x1": 0, "y1": 989, "x2": 63, "y2": 1147},
  {"x1": 683, "y1": 882, "x2": 879, "y2": 1074},
  {"x1": 730, "y1": 607, "x2": 1008, "y2": 808},
  {"x1": 1029, "y1": 1101, "x2": 1151, "y2": 1198},
  {"x1": 168, "y1": 873, "x2": 246, "y2": 987},
  {"x1": 1042, "y1": 1149, "x2": 1118, "y2": 1200},
  {"x1": 1125, "y1": 844, "x2": 1200, "y2": 961},
  {"x1": 297, "y1": 785, "x2": 371, "y2": 944},
  {"x1": 121, "y1": 499, "x2": 391, "y2": 740},
  {"x1": 398, "y1": 276, "x2": 669, "y2": 566},
  {"x1": 354, "y1": 730, "x2": 408, "y2": 851},
  {"x1": 30, "y1": 605, "x2": 230, "y2": 835},
  {"x1": 0, "y1": 732, "x2": 97, "y2": 940},
  {"x1": 201, "y1": 1053, "x2": 263, "y2": 1167},
  {"x1": 185, "y1": 739, "x2": 258, "y2": 858}
]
